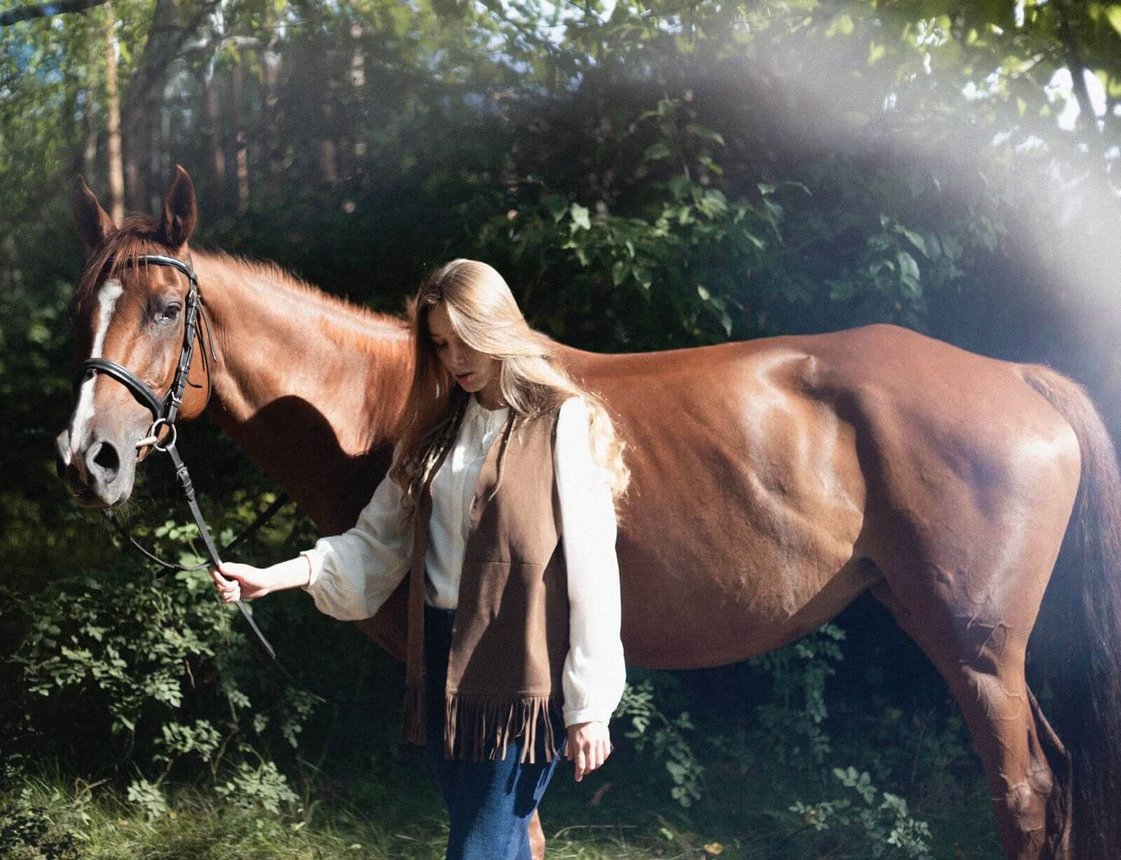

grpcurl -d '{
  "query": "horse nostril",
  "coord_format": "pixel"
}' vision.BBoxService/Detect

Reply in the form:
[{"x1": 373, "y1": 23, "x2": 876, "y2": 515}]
[{"x1": 91, "y1": 440, "x2": 121, "y2": 482}]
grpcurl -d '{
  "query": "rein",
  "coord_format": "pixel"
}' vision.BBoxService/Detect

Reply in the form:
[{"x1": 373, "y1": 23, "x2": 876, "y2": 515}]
[
  {"x1": 76, "y1": 253, "x2": 279, "y2": 662},
  {"x1": 103, "y1": 493, "x2": 290, "y2": 573}
]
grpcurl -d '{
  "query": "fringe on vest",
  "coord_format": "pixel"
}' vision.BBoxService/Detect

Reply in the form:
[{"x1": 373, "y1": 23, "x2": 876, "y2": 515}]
[
  {"x1": 402, "y1": 684, "x2": 564, "y2": 765},
  {"x1": 417, "y1": 692, "x2": 563, "y2": 764}
]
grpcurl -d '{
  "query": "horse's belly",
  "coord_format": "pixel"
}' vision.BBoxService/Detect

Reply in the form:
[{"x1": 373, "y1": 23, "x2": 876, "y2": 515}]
[{"x1": 616, "y1": 518, "x2": 870, "y2": 666}]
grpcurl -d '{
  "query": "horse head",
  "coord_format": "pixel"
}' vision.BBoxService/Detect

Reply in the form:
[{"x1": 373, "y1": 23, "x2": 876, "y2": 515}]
[{"x1": 57, "y1": 166, "x2": 210, "y2": 507}]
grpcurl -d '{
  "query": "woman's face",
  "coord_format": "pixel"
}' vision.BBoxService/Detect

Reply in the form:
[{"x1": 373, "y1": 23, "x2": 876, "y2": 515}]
[{"x1": 427, "y1": 303, "x2": 503, "y2": 408}]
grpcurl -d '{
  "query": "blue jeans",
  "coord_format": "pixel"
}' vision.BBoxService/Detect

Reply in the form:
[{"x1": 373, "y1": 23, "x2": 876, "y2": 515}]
[{"x1": 423, "y1": 605, "x2": 564, "y2": 860}]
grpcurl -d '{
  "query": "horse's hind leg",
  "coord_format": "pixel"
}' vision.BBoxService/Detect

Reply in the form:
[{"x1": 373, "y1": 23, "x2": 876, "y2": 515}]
[
  {"x1": 871, "y1": 575, "x2": 1072, "y2": 859},
  {"x1": 852, "y1": 374, "x2": 1083, "y2": 857}
]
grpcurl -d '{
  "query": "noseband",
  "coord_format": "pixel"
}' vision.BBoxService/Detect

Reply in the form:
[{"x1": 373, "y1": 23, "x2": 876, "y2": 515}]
[{"x1": 75, "y1": 253, "x2": 206, "y2": 445}]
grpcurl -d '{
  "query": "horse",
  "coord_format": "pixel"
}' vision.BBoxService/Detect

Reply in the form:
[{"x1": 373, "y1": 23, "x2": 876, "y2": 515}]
[{"x1": 56, "y1": 167, "x2": 1121, "y2": 860}]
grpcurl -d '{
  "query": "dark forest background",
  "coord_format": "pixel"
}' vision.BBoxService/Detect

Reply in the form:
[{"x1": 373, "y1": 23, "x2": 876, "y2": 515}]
[{"x1": 2, "y1": 1, "x2": 1120, "y2": 857}]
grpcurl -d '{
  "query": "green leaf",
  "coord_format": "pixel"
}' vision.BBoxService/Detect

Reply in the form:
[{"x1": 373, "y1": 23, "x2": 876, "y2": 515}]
[
  {"x1": 899, "y1": 226, "x2": 928, "y2": 257},
  {"x1": 1106, "y1": 5, "x2": 1121, "y2": 37},
  {"x1": 827, "y1": 13, "x2": 855, "y2": 37},
  {"x1": 697, "y1": 155, "x2": 724, "y2": 176},
  {"x1": 744, "y1": 231, "x2": 767, "y2": 250},
  {"x1": 611, "y1": 260, "x2": 629, "y2": 286},
  {"x1": 685, "y1": 123, "x2": 725, "y2": 146},
  {"x1": 570, "y1": 204, "x2": 591, "y2": 230},
  {"x1": 544, "y1": 195, "x2": 569, "y2": 223},
  {"x1": 897, "y1": 251, "x2": 921, "y2": 294}
]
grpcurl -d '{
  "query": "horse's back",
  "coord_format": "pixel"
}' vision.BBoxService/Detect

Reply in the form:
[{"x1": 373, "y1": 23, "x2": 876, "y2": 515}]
[{"x1": 558, "y1": 325, "x2": 1082, "y2": 669}]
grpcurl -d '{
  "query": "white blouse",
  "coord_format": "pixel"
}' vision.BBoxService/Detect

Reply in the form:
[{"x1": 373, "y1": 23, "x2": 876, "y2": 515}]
[{"x1": 302, "y1": 396, "x2": 625, "y2": 727}]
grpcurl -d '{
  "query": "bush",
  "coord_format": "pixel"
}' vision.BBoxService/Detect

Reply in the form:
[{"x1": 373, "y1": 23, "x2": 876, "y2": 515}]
[{"x1": 0, "y1": 515, "x2": 320, "y2": 792}]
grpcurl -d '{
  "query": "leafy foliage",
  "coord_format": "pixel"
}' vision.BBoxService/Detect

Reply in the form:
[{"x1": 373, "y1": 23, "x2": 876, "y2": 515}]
[
  {"x1": 0, "y1": 511, "x2": 324, "y2": 803},
  {"x1": 748, "y1": 623, "x2": 847, "y2": 770},
  {"x1": 787, "y1": 766, "x2": 934, "y2": 859},
  {"x1": 616, "y1": 673, "x2": 705, "y2": 807}
]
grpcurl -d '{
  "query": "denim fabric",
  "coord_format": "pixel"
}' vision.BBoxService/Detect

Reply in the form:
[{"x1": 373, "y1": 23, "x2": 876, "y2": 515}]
[{"x1": 423, "y1": 605, "x2": 564, "y2": 860}]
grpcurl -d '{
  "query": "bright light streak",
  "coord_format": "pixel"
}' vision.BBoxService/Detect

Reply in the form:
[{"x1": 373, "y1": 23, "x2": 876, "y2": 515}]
[{"x1": 1046, "y1": 67, "x2": 1107, "y2": 131}]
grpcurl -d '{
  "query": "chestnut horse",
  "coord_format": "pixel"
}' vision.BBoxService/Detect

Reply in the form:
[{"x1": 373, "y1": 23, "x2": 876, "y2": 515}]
[{"x1": 57, "y1": 168, "x2": 1121, "y2": 860}]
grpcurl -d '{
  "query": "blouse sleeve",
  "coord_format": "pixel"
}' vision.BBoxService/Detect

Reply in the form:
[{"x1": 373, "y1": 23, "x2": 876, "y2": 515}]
[
  {"x1": 554, "y1": 397, "x2": 627, "y2": 726},
  {"x1": 301, "y1": 472, "x2": 413, "y2": 621}
]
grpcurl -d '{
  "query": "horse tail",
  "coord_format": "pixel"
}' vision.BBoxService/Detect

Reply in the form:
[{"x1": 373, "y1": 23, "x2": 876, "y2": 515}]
[{"x1": 1022, "y1": 365, "x2": 1121, "y2": 860}]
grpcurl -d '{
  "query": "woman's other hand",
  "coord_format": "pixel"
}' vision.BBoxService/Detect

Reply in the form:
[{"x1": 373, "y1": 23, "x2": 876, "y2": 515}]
[{"x1": 565, "y1": 721, "x2": 612, "y2": 782}]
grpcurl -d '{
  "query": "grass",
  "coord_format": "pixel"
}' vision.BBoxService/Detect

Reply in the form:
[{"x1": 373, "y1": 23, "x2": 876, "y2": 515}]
[
  {"x1": 1, "y1": 736, "x2": 1000, "y2": 860},
  {"x1": 0, "y1": 770, "x2": 680, "y2": 859}
]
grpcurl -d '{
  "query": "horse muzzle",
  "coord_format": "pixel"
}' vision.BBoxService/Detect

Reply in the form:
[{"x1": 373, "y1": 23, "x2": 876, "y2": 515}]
[{"x1": 56, "y1": 427, "x2": 136, "y2": 508}]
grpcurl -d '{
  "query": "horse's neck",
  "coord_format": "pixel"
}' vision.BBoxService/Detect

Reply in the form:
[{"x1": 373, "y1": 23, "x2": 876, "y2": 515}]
[{"x1": 194, "y1": 252, "x2": 413, "y2": 532}]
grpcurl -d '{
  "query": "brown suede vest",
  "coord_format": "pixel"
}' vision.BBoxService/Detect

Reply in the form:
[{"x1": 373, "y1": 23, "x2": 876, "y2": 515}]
[{"x1": 402, "y1": 407, "x2": 569, "y2": 763}]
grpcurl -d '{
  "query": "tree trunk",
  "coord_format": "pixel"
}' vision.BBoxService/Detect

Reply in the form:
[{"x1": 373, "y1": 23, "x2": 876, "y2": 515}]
[
  {"x1": 152, "y1": 82, "x2": 171, "y2": 212},
  {"x1": 258, "y1": 7, "x2": 282, "y2": 196},
  {"x1": 1053, "y1": 0, "x2": 1097, "y2": 133},
  {"x1": 120, "y1": 0, "x2": 220, "y2": 209},
  {"x1": 230, "y1": 56, "x2": 249, "y2": 213},
  {"x1": 103, "y1": 3, "x2": 125, "y2": 223},
  {"x1": 204, "y1": 70, "x2": 228, "y2": 209},
  {"x1": 298, "y1": 1, "x2": 337, "y2": 189}
]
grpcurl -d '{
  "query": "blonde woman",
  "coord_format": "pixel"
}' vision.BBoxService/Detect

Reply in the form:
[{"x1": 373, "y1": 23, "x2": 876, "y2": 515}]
[{"x1": 213, "y1": 259, "x2": 628, "y2": 859}]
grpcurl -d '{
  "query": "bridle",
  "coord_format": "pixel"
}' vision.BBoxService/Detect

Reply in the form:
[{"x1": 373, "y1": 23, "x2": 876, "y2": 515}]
[
  {"x1": 76, "y1": 253, "x2": 206, "y2": 449},
  {"x1": 75, "y1": 253, "x2": 278, "y2": 661}
]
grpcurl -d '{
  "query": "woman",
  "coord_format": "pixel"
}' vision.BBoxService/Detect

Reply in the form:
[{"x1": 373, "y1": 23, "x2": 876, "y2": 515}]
[{"x1": 212, "y1": 259, "x2": 629, "y2": 859}]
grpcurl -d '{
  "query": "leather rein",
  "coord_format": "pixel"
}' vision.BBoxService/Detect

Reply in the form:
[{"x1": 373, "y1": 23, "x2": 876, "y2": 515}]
[{"x1": 76, "y1": 253, "x2": 280, "y2": 662}]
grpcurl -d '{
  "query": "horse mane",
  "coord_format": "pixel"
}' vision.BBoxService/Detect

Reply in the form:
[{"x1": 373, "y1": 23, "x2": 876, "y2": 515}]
[
  {"x1": 73, "y1": 218, "x2": 412, "y2": 354},
  {"x1": 206, "y1": 251, "x2": 412, "y2": 354}
]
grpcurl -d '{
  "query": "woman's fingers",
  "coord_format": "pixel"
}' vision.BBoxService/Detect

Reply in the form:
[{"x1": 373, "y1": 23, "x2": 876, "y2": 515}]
[{"x1": 212, "y1": 563, "x2": 242, "y2": 603}]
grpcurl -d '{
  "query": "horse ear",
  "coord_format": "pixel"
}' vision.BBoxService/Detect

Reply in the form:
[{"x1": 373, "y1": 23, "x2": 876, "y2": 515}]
[
  {"x1": 157, "y1": 165, "x2": 198, "y2": 249},
  {"x1": 71, "y1": 178, "x2": 116, "y2": 255}
]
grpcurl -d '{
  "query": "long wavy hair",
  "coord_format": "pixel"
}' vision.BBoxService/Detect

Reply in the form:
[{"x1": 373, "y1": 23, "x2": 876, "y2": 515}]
[{"x1": 390, "y1": 259, "x2": 629, "y2": 512}]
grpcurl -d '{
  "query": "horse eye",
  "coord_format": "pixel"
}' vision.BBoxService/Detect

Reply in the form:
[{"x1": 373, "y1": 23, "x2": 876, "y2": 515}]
[{"x1": 157, "y1": 303, "x2": 182, "y2": 324}]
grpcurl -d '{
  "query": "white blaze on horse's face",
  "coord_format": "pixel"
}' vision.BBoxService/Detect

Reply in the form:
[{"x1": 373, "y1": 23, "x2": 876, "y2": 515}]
[{"x1": 65, "y1": 278, "x2": 124, "y2": 462}]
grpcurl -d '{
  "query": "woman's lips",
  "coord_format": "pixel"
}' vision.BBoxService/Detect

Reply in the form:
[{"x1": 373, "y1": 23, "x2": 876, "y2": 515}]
[{"x1": 455, "y1": 371, "x2": 475, "y2": 385}]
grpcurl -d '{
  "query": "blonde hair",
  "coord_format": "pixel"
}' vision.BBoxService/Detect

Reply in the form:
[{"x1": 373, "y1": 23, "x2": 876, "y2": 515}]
[{"x1": 391, "y1": 259, "x2": 629, "y2": 511}]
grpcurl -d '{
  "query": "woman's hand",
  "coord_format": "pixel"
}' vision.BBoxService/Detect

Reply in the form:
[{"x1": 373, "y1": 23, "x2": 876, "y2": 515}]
[
  {"x1": 210, "y1": 557, "x2": 311, "y2": 604},
  {"x1": 565, "y1": 721, "x2": 612, "y2": 782},
  {"x1": 211, "y1": 562, "x2": 255, "y2": 603}
]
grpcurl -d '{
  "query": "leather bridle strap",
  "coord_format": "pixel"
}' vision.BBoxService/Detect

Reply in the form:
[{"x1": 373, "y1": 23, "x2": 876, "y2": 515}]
[{"x1": 80, "y1": 356, "x2": 164, "y2": 419}]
